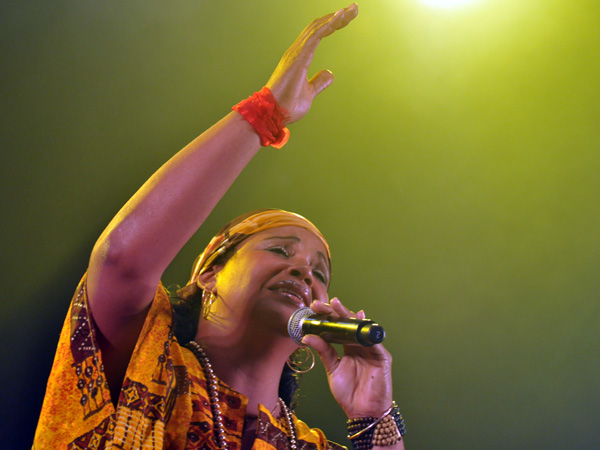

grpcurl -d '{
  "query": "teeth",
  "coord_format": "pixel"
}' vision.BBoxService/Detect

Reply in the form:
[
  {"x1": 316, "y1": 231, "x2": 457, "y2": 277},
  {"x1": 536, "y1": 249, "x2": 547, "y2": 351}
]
[
  {"x1": 279, "y1": 289, "x2": 302, "y2": 302},
  {"x1": 270, "y1": 282, "x2": 308, "y2": 306}
]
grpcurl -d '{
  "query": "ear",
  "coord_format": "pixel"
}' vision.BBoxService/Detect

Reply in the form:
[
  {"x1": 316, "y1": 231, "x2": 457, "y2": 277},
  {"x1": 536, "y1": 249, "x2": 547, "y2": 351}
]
[{"x1": 195, "y1": 264, "x2": 224, "y2": 292}]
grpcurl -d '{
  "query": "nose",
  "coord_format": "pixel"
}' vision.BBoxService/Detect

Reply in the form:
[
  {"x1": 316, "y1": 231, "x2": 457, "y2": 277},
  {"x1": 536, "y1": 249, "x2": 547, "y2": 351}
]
[{"x1": 289, "y1": 263, "x2": 313, "y2": 286}]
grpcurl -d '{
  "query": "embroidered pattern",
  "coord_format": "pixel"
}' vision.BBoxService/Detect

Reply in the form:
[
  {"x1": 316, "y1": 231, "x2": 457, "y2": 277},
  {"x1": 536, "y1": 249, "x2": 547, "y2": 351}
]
[
  {"x1": 34, "y1": 276, "x2": 342, "y2": 450},
  {"x1": 70, "y1": 284, "x2": 109, "y2": 419},
  {"x1": 67, "y1": 415, "x2": 115, "y2": 450}
]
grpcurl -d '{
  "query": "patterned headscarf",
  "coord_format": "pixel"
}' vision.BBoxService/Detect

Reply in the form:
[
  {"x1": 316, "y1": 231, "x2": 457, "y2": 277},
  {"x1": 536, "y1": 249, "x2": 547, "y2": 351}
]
[{"x1": 188, "y1": 209, "x2": 330, "y2": 285}]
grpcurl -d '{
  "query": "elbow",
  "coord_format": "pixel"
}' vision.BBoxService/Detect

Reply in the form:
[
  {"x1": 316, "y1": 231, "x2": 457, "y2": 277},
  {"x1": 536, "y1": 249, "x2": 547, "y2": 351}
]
[{"x1": 90, "y1": 228, "x2": 143, "y2": 282}]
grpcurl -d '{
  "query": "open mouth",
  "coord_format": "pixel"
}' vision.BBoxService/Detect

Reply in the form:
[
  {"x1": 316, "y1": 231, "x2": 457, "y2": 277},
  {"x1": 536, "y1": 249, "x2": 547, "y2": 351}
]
[
  {"x1": 277, "y1": 289, "x2": 305, "y2": 306},
  {"x1": 269, "y1": 281, "x2": 310, "y2": 307}
]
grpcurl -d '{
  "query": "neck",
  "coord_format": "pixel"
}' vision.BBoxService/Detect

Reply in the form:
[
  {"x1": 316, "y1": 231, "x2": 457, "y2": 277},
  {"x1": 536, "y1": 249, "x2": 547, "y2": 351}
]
[{"x1": 194, "y1": 319, "x2": 297, "y2": 415}]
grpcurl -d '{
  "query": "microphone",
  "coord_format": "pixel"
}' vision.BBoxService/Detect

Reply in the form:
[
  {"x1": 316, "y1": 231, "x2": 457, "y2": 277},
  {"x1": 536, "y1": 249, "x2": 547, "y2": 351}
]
[{"x1": 287, "y1": 307, "x2": 386, "y2": 347}]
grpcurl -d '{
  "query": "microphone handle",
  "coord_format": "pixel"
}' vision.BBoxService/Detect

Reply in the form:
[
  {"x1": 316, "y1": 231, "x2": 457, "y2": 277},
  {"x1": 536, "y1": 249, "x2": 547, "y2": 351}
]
[{"x1": 301, "y1": 314, "x2": 386, "y2": 347}]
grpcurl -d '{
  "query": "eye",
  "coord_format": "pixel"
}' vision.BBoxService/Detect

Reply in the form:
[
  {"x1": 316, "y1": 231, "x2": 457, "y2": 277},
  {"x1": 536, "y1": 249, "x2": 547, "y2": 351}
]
[
  {"x1": 267, "y1": 246, "x2": 289, "y2": 257},
  {"x1": 313, "y1": 268, "x2": 328, "y2": 285}
]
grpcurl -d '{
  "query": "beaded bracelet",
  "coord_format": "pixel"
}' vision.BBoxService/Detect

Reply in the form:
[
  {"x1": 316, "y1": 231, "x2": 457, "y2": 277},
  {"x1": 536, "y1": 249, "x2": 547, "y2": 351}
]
[
  {"x1": 347, "y1": 416, "x2": 377, "y2": 450},
  {"x1": 347, "y1": 402, "x2": 405, "y2": 449}
]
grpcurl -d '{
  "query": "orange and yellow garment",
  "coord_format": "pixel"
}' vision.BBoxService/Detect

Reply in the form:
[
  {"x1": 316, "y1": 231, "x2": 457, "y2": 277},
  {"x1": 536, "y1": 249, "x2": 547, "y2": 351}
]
[{"x1": 33, "y1": 274, "x2": 344, "y2": 450}]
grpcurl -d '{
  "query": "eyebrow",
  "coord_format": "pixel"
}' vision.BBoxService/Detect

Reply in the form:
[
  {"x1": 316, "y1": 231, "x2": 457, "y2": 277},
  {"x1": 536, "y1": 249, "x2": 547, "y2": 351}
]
[
  {"x1": 264, "y1": 235, "x2": 301, "y2": 242},
  {"x1": 263, "y1": 235, "x2": 329, "y2": 271}
]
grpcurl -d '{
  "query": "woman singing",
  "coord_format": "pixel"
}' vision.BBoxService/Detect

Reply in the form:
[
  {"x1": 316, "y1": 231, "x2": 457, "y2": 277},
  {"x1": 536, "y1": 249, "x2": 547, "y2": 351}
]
[{"x1": 33, "y1": 4, "x2": 407, "y2": 450}]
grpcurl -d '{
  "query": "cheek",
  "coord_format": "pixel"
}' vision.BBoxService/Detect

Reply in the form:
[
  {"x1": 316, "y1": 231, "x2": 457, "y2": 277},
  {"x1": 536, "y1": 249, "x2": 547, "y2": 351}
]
[
  {"x1": 313, "y1": 284, "x2": 329, "y2": 302},
  {"x1": 215, "y1": 258, "x2": 254, "y2": 297},
  {"x1": 214, "y1": 254, "x2": 271, "y2": 298}
]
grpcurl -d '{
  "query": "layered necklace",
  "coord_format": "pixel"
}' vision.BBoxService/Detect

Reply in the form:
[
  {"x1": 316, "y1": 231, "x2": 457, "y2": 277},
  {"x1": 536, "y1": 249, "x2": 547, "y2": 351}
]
[{"x1": 186, "y1": 341, "x2": 298, "y2": 450}]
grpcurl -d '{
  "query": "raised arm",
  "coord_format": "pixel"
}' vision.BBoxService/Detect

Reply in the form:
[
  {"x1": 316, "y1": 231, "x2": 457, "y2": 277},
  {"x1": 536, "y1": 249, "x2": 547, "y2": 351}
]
[{"x1": 87, "y1": 4, "x2": 358, "y2": 391}]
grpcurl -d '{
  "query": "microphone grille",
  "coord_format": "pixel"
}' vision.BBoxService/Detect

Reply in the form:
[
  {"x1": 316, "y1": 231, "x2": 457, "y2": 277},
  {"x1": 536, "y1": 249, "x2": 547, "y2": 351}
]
[{"x1": 287, "y1": 307, "x2": 313, "y2": 345}]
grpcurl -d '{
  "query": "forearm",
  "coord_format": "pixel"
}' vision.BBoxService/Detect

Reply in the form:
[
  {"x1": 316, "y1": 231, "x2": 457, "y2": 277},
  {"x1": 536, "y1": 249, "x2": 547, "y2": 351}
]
[
  {"x1": 373, "y1": 442, "x2": 405, "y2": 450},
  {"x1": 89, "y1": 111, "x2": 261, "y2": 312},
  {"x1": 106, "y1": 113, "x2": 257, "y2": 265}
]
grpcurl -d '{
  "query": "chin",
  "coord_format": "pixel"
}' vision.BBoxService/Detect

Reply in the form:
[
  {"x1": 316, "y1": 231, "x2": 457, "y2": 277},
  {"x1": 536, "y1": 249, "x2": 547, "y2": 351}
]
[{"x1": 256, "y1": 307, "x2": 297, "y2": 341}]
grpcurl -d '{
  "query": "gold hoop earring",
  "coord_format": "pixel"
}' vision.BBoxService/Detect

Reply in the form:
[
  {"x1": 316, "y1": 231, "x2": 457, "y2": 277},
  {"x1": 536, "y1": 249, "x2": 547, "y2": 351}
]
[
  {"x1": 201, "y1": 288, "x2": 217, "y2": 319},
  {"x1": 286, "y1": 347, "x2": 315, "y2": 374}
]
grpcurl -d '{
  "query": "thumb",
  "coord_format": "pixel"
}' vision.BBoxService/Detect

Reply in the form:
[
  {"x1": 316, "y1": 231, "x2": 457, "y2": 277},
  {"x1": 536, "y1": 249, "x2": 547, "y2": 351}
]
[
  {"x1": 309, "y1": 70, "x2": 335, "y2": 97},
  {"x1": 302, "y1": 335, "x2": 340, "y2": 375}
]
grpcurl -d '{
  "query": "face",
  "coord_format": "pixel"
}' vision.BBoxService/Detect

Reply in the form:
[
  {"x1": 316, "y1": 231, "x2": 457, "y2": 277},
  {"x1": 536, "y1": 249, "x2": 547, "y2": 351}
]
[{"x1": 201, "y1": 225, "x2": 330, "y2": 337}]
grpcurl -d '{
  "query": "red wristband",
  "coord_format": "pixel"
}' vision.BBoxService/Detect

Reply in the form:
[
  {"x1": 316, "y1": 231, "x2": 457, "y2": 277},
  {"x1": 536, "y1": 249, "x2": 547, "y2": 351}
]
[{"x1": 232, "y1": 87, "x2": 290, "y2": 149}]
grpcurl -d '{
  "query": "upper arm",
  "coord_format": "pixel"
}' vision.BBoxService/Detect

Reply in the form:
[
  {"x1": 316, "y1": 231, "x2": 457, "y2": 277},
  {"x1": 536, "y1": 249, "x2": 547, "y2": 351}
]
[{"x1": 86, "y1": 232, "x2": 161, "y2": 385}]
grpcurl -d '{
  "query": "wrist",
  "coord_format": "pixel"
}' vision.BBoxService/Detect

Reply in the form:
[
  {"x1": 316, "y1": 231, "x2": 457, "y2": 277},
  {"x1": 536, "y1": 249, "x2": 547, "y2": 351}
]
[
  {"x1": 346, "y1": 402, "x2": 406, "y2": 450},
  {"x1": 345, "y1": 400, "x2": 394, "y2": 420},
  {"x1": 232, "y1": 87, "x2": 290, "y2": 149}
]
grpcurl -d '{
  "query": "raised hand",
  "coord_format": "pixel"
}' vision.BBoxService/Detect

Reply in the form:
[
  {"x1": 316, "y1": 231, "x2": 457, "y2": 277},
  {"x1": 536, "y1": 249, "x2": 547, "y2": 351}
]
[
  {"x1": 266, "y1": 3, "x2": 358, "y2": 124},
  {"x1": 303, "y1": 297, "x2": 395, "y2": 419}
]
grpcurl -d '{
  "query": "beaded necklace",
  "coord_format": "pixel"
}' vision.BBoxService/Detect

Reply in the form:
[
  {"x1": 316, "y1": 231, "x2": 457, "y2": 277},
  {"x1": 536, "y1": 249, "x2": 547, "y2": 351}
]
[{"x1": 186, "y1": 341, "x2": 298, "y2": 450}]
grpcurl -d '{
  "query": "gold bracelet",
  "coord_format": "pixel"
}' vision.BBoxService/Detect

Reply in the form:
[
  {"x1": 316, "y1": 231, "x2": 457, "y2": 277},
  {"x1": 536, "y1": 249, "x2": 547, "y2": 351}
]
[{"x1": 347, "y1": 405, "x2": 394, "y2": 440}]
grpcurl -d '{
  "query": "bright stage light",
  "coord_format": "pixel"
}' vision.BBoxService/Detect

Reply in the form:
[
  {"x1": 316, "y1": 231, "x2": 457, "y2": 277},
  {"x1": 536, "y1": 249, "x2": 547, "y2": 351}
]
[{"x1": 420, "y1": 0, "x2": 476, "y2": 8}]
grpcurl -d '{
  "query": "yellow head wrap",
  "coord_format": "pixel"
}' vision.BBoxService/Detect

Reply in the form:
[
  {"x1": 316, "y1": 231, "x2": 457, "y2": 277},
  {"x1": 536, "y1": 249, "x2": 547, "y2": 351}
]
[{"x1": 189, "y1": 209, "x2": 330, "y2": 285}]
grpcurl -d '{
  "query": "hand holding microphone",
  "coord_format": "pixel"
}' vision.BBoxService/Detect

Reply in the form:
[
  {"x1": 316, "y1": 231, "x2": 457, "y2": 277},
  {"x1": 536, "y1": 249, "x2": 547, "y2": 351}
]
[
  {"x1": 290, "y1": 298, "x2": 395, "y2": 422},
  {"x1": 288, "y1": 301, "x2": 386, "y2": 347}
]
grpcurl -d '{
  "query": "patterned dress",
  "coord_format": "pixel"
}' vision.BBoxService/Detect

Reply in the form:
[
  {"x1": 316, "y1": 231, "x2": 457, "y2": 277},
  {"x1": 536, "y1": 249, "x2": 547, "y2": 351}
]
[{"x1": 33, "y1": 275, "x2": 345, "y2": 450}]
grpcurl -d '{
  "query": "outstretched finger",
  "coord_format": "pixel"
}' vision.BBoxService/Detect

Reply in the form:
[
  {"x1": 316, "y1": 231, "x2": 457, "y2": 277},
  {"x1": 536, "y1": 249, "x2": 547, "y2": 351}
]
[
  {"x1": 300, "y1": 4, "x2": 359, "y2": 55},
  {"x1": 324, "y1": 3, "x2": 360, "y2": 36}
]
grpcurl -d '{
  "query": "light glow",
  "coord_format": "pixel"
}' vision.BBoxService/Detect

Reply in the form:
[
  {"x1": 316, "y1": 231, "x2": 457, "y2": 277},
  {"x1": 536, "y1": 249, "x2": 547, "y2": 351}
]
[{"x1": 420, "y1": 0, "x2": 476, "y2": 8}]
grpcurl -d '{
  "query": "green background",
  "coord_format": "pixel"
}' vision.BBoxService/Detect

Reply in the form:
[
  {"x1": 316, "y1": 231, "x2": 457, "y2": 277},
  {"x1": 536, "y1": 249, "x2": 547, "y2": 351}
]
[{"x1": 2, "y1": 0, "x2": 599, "y2": 448}]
